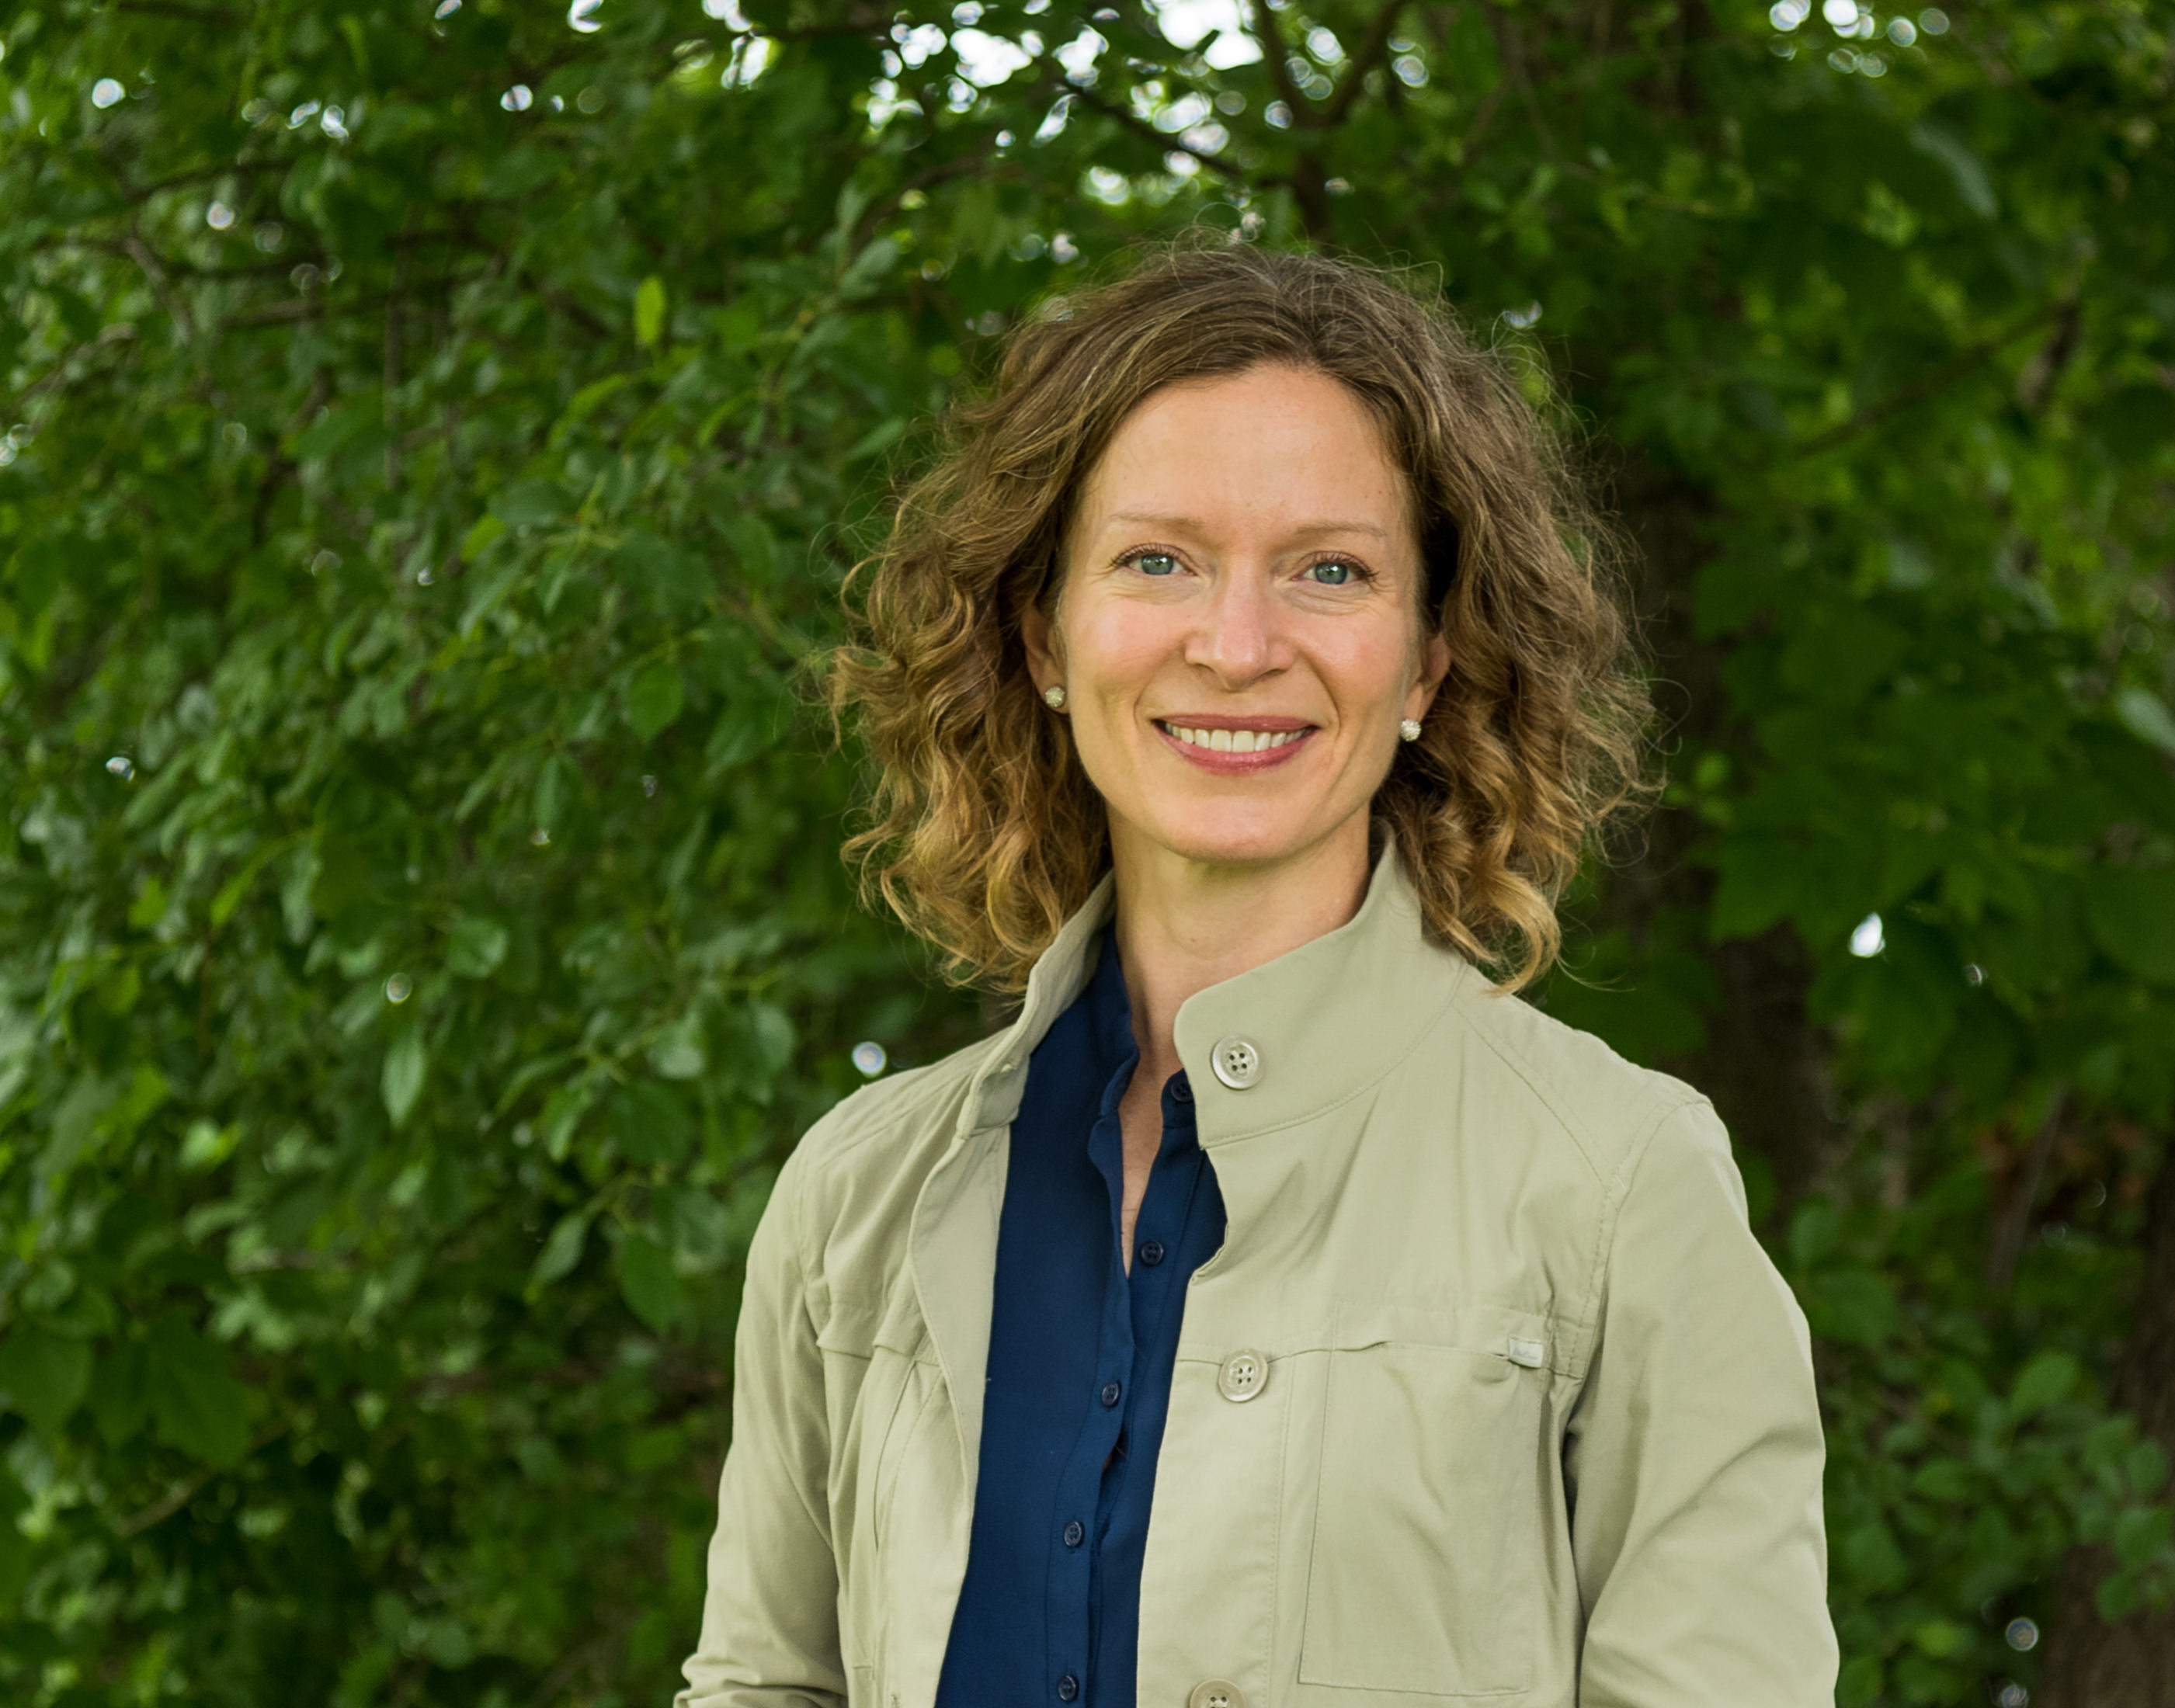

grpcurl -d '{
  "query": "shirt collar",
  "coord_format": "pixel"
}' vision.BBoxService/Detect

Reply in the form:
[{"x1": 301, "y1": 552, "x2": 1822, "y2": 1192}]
[{"x1": 1084, "y1": 923, "x2": 1139, "y2": 1107}]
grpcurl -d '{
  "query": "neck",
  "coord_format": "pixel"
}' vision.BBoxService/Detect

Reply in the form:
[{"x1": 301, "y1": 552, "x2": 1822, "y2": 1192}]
[{"x1": 1108, "y1": 814, "x2": 1375, "y2": 1085}]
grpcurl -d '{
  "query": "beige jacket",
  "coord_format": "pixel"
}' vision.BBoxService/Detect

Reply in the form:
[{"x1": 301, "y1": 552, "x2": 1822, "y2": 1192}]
[{"x1": 679, "y1": 847, "x2": 1836, "y2": 1708}]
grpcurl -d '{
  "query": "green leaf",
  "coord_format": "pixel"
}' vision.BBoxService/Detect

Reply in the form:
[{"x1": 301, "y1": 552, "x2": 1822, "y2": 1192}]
[
  {"x1": 89, "y1": 1338, "x2": 151, "y2": 1446},
  {"x1": 539, "y1": 1076, "x2": 599, "y2": 1161},
  {"x1": 495, "y1": 480, "x2": 571, "y2": 529},
  {"x1": 1908, "y1": 1619, "x2": 1967, "y2": 1658},
  {"x1": 0, "y1": 1328, "x2": 92, "y2": 1437},
  {"x1": 144, "y1": 1317, "x2": 249, "y2": 1467},
  {"x1": 658, "y1": 1182, "x2": 731, "y2": 1267},
  {"x1": 2081, "y1": 868, "x2": 2175, "y2": 984},
  {"x1": 446, "y1": 914, "x2": 509, "y2": 979},
  {"x1": 624, "y1": 661, "x2": 686, "y2": 741},
  {"x1": 382, "y1": 1030, "x2": 428, "y2": 1129},
  {"x1": 1709, "y1": 838, "x2": 1804, "y2": 942},
  {"x1": 210, "y1": 839, "x2": 283, "y2": 928},
  {"x1": 2112, "y1": 1502, "x2": 2172, "y2": 1568},
  {"x1": 530, "y1": 1210, "x2": 592, "y2": 1291},
  {"x1": 533, "y1": 753, "x2": 577, "y2": 835},
  {"x1": 2115, "y1": 686, "x2": 2175, "y2": 757},
  {"x1": 614, "y1": 529, "x2": 708, "y2": 612},
  {"x1": 634, "y1": 275, "x2": 667, "y2": 349},
  {"x1": 2010, "y1": 1350, "x2": 2082, "y2": 1418},
  {"x1": 842, "y1": 415, "x2": 909, "y2": 463},
  {"x1": 646, "y1": 1013, "x2": 707, "y2": 1081},
  {"x1": 615, "y1": 1079, "x2": 693, "y2": 1165},
  {"x1": 460, "y1": 512, "x2": 507, "y2": 563},
  {"x1": 1805, "y1": 1266, "x2": 1898, "y2": 1349},
  {"x1": 616, "y1": 1232, "x2": 684, "y2": 1331},
  {"x1": 1908, "y1": 123, "x2": 1998, "y2": 217}
]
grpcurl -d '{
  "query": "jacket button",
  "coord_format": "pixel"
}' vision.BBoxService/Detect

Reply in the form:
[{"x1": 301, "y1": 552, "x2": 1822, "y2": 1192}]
[
  {"x1": 1209, "y1": 1036, "x2": 1262, "y2": 1090},
  {"x1": 1056, "y1": 1675, "x2": 1079, "y2": 1702},
  {"x1": 1217, "y1": 1349, "x2": 1270, "y2": 1402},
  {"x1": 1189, "y1": 1682, "x2": 1244, "y2": 1708}
]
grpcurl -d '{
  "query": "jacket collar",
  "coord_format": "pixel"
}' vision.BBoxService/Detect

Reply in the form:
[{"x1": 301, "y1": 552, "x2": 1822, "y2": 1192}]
[
  {"x1": 909, "y1": 833, "x2": 1475, "y2": 1476},
  {"x1": 970, "y1": 831, "x2": 1474, "y2": 1144}
]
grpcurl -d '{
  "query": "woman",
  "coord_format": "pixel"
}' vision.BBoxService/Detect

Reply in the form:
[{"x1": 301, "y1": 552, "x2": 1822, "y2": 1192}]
[{"x1": 678, "y1": 241, "x2": 1835, "y2": 1708}]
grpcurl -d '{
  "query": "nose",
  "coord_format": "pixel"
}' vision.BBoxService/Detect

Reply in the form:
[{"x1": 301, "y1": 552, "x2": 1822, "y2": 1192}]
[{"x1": 1183, "y1": 567, "x2": 1287, "y2": 689}]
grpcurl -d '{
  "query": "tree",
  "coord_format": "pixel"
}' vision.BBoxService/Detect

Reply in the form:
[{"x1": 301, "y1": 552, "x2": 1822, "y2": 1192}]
[{"x1": 1, "y1": 2, "x2": 2170, "y2": 1703}]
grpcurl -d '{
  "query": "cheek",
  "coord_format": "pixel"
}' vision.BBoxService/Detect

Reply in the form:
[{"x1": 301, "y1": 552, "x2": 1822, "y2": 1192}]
[
  {"x1": 1323, "y1": 621, "x2": 1423, "y2": 715},
  {"x1": 1063, "y1": 601, "x2": 1182, "y2": 696}
]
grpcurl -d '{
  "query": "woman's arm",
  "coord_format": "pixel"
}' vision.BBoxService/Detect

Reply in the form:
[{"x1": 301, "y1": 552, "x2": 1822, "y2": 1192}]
[
  {"x1": 677, "y1": 1151, "x2": 846, "y2": 1708},
  {"x1": 1564, "y1": 1099, "x2": 1838, "y2": 1707}
]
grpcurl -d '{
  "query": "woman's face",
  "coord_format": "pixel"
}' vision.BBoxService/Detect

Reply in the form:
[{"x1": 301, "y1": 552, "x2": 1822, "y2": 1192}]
[{"x1": 1023, "y1": 363, "x2": 1449, "y2": 876}]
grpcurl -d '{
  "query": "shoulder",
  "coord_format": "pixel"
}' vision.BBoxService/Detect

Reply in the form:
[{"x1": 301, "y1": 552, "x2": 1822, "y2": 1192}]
[
  {"x1": 764, "y1": 1028, "x2": 1008, "y2": 1264},
  {"x1": 1435, "y1": 962, "x2": 1715, "y2": 1191}
]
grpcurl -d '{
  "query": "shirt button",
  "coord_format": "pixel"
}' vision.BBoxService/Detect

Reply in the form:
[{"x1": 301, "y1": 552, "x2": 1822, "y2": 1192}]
[
  {"x1": 1169, "y1": 1073, "x2": 1193, "y2": 1103},
  {"x1": 1100, "y1": 1379, "x2": 1122, "y2": 1408},
  {"x1": 1057, "y1": 1675, "x2": 1080, "y2": 1702},
  {"x1": 1218, "y1": 1349, "x2": 1270, "y2": 1402},
  {"x1": 1062, "y1": 1519, "x2": 1085, "y2": 1548},
  {"x1": 1189, "y1": 1682, "x2": 1244, "y2": 1708},
  {"x1": 1210, "y1": 1036, "x2": 1262, "y2": 1089},
  {"x1": 1138, "y1": 1238, "x2": 1166, "y2": 1267}
]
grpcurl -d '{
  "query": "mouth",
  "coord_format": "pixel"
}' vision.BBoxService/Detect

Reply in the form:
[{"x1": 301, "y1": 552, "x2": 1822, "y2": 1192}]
[{"x1": 1153, "y1": 717, "x2": 1317, "y2": 770}]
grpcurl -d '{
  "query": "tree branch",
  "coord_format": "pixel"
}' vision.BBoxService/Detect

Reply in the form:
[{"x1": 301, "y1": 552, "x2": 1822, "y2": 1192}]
[
  {"x1": 113, "y1": 0, "x2": 242, "y2": 23},
  {"x1": 1794, "y1": 299, "x2": 2068, "y2": 457},
  {"x1": 1321, "y1": 1, "x2": 1411, "y2": 127},
  {"x1": 1986, "y1": 1088, "x2": 2069, "y2": 1290},
  {"x1": 1062, "y1": 82, "x2": 1252, "y2": 185},
  {"x1": 1250, "y1": 0, "x2": 1306, "y2": 112}
]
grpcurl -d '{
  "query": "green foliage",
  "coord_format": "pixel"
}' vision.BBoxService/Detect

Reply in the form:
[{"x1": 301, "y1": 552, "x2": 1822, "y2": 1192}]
[{"x1": 2, "y1": 0, "x2": 2172, "y2": 1703}]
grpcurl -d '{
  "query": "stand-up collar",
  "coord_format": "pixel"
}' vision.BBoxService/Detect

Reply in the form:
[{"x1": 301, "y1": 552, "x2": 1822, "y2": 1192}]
[{"x1": 964, "y1": 837, "x2": 1471, "y2": 1143}]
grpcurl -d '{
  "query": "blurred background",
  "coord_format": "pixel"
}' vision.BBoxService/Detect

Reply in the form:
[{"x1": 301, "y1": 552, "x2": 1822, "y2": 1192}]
[{"x1": 2, "y1": 0, "x2": 2172, "y2": 1703}]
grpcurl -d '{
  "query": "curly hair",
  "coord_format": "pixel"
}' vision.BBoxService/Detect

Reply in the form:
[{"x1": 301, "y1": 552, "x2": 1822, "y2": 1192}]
[{"x1": 829, "y1": 238, "x2": 1649, "y2": 992}]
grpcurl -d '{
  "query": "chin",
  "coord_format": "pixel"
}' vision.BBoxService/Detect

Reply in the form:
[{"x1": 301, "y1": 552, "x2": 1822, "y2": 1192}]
[{"x1": 1145, "y1": 811, "x2": 1322, "y2": 870}]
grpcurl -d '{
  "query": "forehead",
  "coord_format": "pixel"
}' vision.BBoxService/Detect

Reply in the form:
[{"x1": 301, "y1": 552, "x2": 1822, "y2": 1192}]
[{"x1": 1076, "y1": 366, "x2": 1412, "y2": 540}]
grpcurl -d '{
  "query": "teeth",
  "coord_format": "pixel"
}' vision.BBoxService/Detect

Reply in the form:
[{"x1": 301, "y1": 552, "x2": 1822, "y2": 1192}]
[{"x1": 1164, "y1": 724, "x2": 1304, "y2": 753}]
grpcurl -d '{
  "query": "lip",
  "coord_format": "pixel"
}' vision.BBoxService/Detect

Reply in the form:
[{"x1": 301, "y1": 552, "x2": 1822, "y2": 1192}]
[{"x1": 1153, "y1": 714, "x2": 1319, "y2": 773}]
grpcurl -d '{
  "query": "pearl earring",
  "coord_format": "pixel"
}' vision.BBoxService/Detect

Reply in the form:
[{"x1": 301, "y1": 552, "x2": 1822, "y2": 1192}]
[
  {"x1": 1398, "y1": 718, "x2": 1423, "y2": 742},
  {"x1": 1044, "y1": 686, "x2": 1068, "y2": 710}
]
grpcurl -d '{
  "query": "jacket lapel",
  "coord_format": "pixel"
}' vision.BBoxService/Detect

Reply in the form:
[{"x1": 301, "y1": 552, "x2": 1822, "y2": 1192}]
[{"x1": 906, "y1": 873, "x2": 1117, "y2": 1476}]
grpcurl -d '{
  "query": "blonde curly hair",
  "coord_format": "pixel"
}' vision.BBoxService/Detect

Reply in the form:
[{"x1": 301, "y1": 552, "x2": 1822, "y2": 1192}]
[{"x1": 829, "y1": 238, "x2": 1649, "y2": 991}]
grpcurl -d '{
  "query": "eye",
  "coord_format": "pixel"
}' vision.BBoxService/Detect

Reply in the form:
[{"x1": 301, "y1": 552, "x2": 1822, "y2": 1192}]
[
  {"x1": 1125, "y1": 550, "x2": 1182, "y2": 577},
  {"x1": 1301, "y1": 557, "x2": 1365, "y2": 586}
]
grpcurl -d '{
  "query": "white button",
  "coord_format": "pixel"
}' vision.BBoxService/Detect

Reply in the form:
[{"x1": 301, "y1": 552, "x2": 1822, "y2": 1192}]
[
  {"x1": 1210, "y1": 1036, "x2": 1262, "y2": 1089},
  {"x1": 1218, "y1": 1349, "x2": 1270, "y2": 1402},
  {"x1": 1190, "y1": 1682, "x2": 1245, "y2": 1708},
  {"x1": 1506, "y1": 1335, "x2": 1546, "y2": 1368}
]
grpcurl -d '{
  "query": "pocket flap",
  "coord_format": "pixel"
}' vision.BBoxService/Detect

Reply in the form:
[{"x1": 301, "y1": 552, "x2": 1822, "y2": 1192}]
[
  {"x1": 816, "y1": 1290, "x2": 928, "y2": 1360},
  {"x1": 1332, "y1": 1300, "x2": 1556, "y2": 1372}
]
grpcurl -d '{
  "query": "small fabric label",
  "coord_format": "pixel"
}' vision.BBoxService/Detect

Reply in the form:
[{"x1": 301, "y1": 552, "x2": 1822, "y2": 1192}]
[{"x1": 1504, "y1": 1335, "x2": 1546, "y2": 1369}]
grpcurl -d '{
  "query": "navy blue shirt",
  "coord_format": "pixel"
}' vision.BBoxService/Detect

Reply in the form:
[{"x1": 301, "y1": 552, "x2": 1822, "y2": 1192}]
[{"x1": 934, "y1": 927, "x2": 1228, "y2": 1708}]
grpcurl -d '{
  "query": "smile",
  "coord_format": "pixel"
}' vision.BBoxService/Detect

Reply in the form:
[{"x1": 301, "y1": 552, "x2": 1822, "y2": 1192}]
[
  {"x1": 1160, "y1": 724, "x2": 1306, "y2": 753},
  {"x1": 1153, "y1": 719, "x2": 1317, "y2": 771}
]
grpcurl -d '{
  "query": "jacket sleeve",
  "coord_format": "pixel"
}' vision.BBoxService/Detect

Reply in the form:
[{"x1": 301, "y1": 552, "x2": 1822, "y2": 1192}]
[
  {"x1": 677, "y1": 1146, "x2": 846, "y2": 1708},
  {"x1": 1564, "y1": 1099, "x2": 1837, "y2": 1707}
]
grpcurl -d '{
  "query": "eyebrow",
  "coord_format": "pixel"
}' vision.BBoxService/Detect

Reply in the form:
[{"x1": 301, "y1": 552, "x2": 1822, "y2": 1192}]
[{"x1": 1100, "y1": 509, "x2": 1392, "y2": 540}]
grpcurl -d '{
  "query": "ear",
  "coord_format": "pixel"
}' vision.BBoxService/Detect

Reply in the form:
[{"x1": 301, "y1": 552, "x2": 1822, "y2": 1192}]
[
  {"x1": 1405, "y1": 630, "x2": 1451, "y2": 722},
  {"x1": 1020, "y1": 595, "x2": 1063, "y2": 697}
]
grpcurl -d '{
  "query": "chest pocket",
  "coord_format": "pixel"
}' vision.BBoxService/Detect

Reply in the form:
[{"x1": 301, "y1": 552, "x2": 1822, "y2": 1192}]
[{"x1": 1299, "y1": 1303, "x2": 1552, "y2": 1699}]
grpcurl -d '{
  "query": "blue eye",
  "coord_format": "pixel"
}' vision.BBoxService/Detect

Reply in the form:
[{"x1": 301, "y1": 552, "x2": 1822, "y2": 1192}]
[
  {"x1": 1305, "y1": 560, "x2": 1356, "y2": 586},
  {"x1": 1132, "y1": 551, "x2": 1180, "y2": 577}
]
